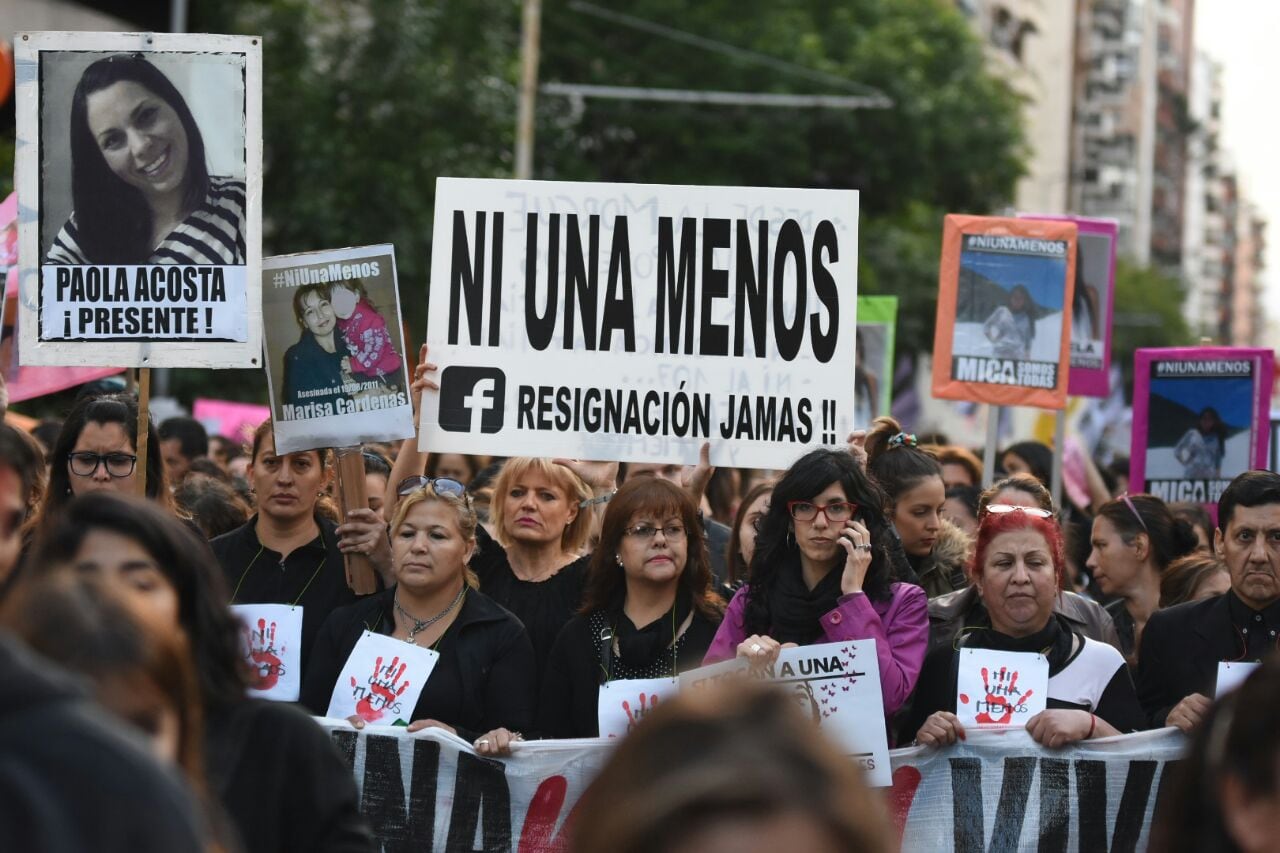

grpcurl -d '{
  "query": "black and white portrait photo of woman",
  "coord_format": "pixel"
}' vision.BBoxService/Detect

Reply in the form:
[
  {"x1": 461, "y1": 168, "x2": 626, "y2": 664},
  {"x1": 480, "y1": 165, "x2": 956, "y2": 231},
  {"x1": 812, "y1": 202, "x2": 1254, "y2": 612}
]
[{"x1": 42, "y1": 52, "x2": 245, "y2": 266}]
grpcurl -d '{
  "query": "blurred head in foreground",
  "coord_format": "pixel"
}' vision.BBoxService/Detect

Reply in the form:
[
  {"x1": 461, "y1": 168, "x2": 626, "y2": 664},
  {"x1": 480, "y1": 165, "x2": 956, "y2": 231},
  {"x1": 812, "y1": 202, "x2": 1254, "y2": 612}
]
[{"x1": 569, "y1": 684, "x2": 891, "y2": 853}]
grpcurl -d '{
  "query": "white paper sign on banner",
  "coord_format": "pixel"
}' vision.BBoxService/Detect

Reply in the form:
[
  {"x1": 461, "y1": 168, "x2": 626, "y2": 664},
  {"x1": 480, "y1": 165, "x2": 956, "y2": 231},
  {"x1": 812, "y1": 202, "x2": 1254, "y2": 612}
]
[
  {"x1": 598, "y1": 677, "x2": 679, "y2": 739},
  {"x1": 423, "y1": 178, "x2": 860, "y2": 471},
  {"x1": 677, "y1": 657, "x2": 748, "y2": 692},
  {"x1": 676, "y1": 644, "x2": 890, "y2": 784},
  {"x1": 955, "y1": 648, "x2": 1049, "y2": 729},
  {"x1": 1216, "y1": 660, "x2": 1261, "y2": 698},
  {"x1": 231, "y1": 603, "x2": 303, "y2": 702},
  {"x1": 326, "y1": 631, "x2": 440, "y2": 725}
]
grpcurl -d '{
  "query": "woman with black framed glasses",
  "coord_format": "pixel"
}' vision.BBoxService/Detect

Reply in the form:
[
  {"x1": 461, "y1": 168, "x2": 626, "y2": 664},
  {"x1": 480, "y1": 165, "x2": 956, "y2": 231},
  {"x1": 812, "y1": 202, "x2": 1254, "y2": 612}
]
[
  {"x1": 37, "y1": 393, "x2": 172, "y2": 533},
  {"x1": 703, "y1": 448, "x2": 929, "y2": 739},
  {"x1": 519, "y1": 477, "x2": 723, "y2": 742}
]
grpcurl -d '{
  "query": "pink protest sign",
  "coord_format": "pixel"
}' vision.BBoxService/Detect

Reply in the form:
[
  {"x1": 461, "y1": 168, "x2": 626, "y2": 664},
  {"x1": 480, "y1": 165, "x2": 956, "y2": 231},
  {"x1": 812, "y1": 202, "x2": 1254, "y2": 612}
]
[
  {"x1": 1131, "y1": 347, "x2": 1275, "y2": 520},
  {"x1": 1019, "y1": 214, "x2": 1117, "y2": 397},
  {"x1": 193, "y1": 398, "x2": 271, "y2": 442}
]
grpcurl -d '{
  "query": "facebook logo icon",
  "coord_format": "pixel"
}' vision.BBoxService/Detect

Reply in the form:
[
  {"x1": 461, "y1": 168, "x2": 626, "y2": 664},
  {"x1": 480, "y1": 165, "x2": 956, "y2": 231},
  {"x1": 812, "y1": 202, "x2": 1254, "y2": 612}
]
[{"x1": 439, "y1": 367, "x2": 506, "y2": 434}]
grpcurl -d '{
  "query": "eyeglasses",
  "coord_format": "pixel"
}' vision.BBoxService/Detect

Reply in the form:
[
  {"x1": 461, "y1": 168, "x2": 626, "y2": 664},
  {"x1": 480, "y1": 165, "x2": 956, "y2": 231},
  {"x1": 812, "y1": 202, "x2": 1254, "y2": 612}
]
[
  {"x1": 984, "y1": 504, "x2": 1054, "y2": 519},
  {"x1": 787, "y1": 500, "x2": 858, "y2": 523},
  {"x1": 396, "y1": 476, "x2": 467, "y2": 499},
  {"x1": 623, "y1": 523, "x2": 687, "y2": 541},
  {"x1": 68, "y1": 452, "x2": 138, "y2": 478},
  {"x1": 1119, "y1": 493, "x2": 1149, "y2": 533}
]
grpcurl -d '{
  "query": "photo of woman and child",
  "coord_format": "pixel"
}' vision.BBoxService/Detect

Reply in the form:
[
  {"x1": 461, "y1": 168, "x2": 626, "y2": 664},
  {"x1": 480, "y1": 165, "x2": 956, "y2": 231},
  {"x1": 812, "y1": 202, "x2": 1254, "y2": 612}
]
[{"x1": 282, "y1": 279, "x2": 403, "y2": 410}]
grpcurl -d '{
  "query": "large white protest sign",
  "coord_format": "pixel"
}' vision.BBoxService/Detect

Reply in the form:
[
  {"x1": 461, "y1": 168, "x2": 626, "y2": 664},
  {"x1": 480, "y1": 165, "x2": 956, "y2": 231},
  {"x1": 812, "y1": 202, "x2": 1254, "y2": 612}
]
[
  {"x1": 14, "y1": 31, "x2": 262, "y2": 368},
  {"x1": 262, "y1": 245, "x2": 414, "y2": 453},
  {"x1": 1216, "y1": 661, "x2": 1261, "y2": 698},
  {"x1": 422, "y1": 178, "x2": 859, "y2": 470},
  {"x1": 597, "y1": 677, "x2": 678, "y2": 739},
  {"x1": 679, "y1": 639, "x2": 890, "y2": 785},
  {"x1": 318, "y1": 720, "x2": 1186, "y2": 852},
  {"x1": 955, "y1": 648, "x2": 1048, "y2": 729},
  {"x1": 327, "y1": 632, "x2": 439, "y2": 725},
  {"x1": 231, "y1": 603, "x2": 302, "y2": 702}
]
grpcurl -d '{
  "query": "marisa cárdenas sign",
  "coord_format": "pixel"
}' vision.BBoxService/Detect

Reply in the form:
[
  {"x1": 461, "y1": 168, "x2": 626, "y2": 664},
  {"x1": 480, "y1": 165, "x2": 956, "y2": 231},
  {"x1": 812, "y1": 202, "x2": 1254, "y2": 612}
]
[{"x1": 421, "y1": 179, "x2": 859, "y2": 470}]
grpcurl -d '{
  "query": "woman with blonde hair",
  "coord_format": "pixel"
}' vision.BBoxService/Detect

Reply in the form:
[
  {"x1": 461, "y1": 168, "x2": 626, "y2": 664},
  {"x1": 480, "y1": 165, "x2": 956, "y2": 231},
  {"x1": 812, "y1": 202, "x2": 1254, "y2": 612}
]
[{"x1": 302, "y1": 480, "x2": 535, "y2": 740}]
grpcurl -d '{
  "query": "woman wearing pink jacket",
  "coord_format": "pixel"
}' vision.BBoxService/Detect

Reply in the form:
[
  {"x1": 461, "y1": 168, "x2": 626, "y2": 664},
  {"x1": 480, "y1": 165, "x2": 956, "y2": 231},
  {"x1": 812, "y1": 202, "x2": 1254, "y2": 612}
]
[{"x1": 704, "y1": 448, "x2": 929, "y2": 742}]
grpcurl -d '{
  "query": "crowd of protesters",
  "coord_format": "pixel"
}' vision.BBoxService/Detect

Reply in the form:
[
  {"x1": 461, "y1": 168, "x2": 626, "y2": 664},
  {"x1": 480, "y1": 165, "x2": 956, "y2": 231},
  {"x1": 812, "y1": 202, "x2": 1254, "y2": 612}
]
[{"x1": 1, "y1": 359, "x2": 1279, "y2": 852}]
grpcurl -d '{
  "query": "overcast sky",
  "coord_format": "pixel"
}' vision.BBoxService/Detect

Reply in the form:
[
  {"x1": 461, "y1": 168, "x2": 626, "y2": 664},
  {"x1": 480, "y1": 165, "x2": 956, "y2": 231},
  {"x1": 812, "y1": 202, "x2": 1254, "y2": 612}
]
[{"x1": 1195, "y1": 1, "x2": 1280, "y2": 334}]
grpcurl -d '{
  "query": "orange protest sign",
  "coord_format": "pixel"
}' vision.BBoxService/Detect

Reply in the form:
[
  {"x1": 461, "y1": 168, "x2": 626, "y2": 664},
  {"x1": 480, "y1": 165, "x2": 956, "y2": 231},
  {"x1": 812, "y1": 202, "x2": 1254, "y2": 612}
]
[{"x1": 931, "y1": 215, "x2": 1077, "y2": 410}]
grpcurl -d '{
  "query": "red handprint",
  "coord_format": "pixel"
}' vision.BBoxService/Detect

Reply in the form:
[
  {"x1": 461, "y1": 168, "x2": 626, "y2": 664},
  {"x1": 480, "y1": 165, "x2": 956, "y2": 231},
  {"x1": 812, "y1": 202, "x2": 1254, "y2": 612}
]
[
  {"x1": 245, "y1": 617, "x2": 285, "y2": 691},
  {"x1": 352, "y1": 655, "x2": 410, "y2": 723},
  {"x1": 621, "y1": 693, "x2": 661, "y2": 732},
  {"x1": 959, "y1": 666, "x2": 1034, "y2": 725}
]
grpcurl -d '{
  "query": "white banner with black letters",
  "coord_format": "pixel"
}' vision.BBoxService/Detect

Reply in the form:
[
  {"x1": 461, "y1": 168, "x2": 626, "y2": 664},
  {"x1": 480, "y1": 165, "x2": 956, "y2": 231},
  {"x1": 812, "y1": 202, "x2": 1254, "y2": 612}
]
[
  {"x1": 421, "y1": 179, "x2": 859, "y2": 470},
  {"x1": 321, "y1": 722, "x2": 1186, "y2": 852}
]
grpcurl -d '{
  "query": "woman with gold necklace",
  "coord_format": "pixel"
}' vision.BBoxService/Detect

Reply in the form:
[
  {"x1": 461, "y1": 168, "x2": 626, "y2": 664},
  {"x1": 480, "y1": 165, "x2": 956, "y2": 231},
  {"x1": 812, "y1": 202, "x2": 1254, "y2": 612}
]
[{"x1": 301, "y1": 481, "x2": 535, "y2": 740}]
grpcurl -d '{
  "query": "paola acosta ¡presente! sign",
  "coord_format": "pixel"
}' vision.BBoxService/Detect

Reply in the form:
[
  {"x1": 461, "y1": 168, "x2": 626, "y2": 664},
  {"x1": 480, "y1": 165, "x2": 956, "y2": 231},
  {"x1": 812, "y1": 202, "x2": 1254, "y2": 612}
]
[
  {"x1": 14, "y1": 31, "x2": 263, "y2": 368},
  {"x1": 420, "y1": 178, "x2": 859, "y2": 470}
]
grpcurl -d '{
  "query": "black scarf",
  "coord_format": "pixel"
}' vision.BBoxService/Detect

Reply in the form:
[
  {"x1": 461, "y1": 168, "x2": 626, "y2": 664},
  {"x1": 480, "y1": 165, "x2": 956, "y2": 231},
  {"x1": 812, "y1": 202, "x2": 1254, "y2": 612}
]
[
  {"x1": 771, "y1": 561, "x2": 844, "y2": 646},
  {"x1": 959, "y1": 613, "x2": 1076, "y2": 675},
  {"x1": 607, "y1": 590, "x2": 693, "y2": 670}
]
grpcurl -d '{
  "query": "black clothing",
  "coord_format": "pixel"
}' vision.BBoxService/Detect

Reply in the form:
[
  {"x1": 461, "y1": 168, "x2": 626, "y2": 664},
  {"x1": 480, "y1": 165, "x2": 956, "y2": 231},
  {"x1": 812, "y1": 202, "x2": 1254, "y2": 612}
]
[
  {"x1": 537, "y1": 603, "x2": 720, "y2": 738},
  {"x1": 1105, "y1": 599, "x2": 1137, "y2": 662},
  {"x1": 0, "y1": 631, "x2": 206, "y2": 852},
  {"x1": 206, "y1": 698, "x2": 373, "y2": 853},
  {"x1": 1137, "y1": 590, "x2": 1280, "y2": 727},
  {"x1": 471, "y1": 524, "x2": 587, "y2": 683},
  {"x1": 771, "y1": 560, "x2": 846, "y2": 646},
  {"x1": 903, "y1": 615, "x2": 1145, "y2": 740},
  {"x1": 300, "y1": 586, "x2": 536, "y2": 742},
  {"x1": 284, "y1": 329, "x2": 352, "y2": 411},
  {"x1": 212, "y1": 515, "x2": 361, "y2": 677}
]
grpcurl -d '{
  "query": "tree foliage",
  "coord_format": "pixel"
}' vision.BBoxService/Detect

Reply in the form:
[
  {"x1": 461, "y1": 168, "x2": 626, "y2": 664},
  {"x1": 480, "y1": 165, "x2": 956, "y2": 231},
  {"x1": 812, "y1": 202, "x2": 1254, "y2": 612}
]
[
  {"x1": 164, "y1": 0, "x2": 1024, "y2": 405},
  {"x1": 1110, "y1": 258, "x2": 1193, "y2": 399}
]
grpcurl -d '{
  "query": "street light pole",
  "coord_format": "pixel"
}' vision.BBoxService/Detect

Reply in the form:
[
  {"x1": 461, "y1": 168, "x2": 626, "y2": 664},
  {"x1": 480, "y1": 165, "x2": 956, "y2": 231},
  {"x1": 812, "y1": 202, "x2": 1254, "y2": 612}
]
[{"x1": 515, "y1": 0, "x2": 542, "y2": 179}]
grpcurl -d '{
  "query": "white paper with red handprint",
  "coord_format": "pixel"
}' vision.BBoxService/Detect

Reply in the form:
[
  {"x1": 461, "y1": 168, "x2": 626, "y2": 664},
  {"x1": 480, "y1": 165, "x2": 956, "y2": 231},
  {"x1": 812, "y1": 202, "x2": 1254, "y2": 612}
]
[
  {"x1": 326, "y1": 631, "x2": 440, "y2": 725},
  {"x1": 955, "y1": 648, "x2": 1048, "y2": 729},
  {"x1": 597, "y1": 677, "x2": 678, "y2": 739},
  {"x1": 231, "y1": 603, "x2": 303, "y2": 702}
]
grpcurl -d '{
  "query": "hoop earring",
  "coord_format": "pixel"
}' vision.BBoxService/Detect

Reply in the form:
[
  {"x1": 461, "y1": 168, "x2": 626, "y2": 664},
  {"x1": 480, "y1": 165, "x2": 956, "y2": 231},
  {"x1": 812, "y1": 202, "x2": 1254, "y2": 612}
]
[{"x1": 786, "y1": 529, "x2": 794, "y2": 548}]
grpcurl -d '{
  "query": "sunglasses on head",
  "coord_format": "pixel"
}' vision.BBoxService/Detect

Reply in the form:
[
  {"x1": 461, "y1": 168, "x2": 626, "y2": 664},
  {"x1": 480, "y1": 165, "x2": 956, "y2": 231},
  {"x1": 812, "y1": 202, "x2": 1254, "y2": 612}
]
[
  {"x1": 396, "y1": 476, "x2": 467, "y2": 499},
  {"x1": 983, "y1": 504, "x2": 1053, "y2": 519}
]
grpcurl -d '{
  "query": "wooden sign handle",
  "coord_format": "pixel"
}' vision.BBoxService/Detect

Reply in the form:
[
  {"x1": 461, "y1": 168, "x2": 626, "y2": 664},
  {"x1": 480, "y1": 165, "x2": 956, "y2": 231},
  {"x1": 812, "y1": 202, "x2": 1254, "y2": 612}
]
[
  {"x1": 136, "y1": 367, "x2": 151, "y2": 498},
  {"x1": 335, "y1": 446, "x2": 378, "y2": 594}
]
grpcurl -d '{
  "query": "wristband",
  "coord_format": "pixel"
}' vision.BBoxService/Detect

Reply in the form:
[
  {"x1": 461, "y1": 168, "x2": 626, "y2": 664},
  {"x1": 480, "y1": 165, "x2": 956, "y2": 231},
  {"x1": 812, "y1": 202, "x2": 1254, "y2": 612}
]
[
  {"x1": 1086, "y1": 712, "x2": 1096, "y2": 739},
  {"x1": 580, "y1": 491, "x2": 615, "y2": 508}
]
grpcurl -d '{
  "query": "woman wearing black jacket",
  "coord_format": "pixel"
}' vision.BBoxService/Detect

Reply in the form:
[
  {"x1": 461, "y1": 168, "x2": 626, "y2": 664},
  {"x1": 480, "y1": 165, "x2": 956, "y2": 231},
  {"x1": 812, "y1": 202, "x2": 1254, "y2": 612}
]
[
  {"x1": 527, "y1": 477, "x2": 723, "y2": 741},
  {"x1": 302, "y1": 480, "x2": 535, "y2": 742},
  {"x1": 26, "y1": 492, "x2": 373, "y2": 853}
]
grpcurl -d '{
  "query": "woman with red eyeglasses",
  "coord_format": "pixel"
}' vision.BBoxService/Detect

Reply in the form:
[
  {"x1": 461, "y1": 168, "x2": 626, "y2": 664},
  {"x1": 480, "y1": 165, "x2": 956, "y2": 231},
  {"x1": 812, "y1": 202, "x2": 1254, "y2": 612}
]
[{"x1": 703, "y1": 448, "x2": 929, "y2": 737}]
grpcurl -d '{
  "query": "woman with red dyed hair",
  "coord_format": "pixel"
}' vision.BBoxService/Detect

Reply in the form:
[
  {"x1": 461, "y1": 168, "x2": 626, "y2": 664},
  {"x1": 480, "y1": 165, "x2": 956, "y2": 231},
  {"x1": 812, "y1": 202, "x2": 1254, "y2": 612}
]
[{"x1": 905, "y1": 506, "x2": 1146, "y2": 748}]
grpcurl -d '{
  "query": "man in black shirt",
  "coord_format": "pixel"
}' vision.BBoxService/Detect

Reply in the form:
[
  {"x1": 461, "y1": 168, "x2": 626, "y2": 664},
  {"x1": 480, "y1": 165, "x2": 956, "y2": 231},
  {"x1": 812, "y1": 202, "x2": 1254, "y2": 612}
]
[{"x1": 1137, "y1": 470, "x2": 1280, "y2": 731}]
